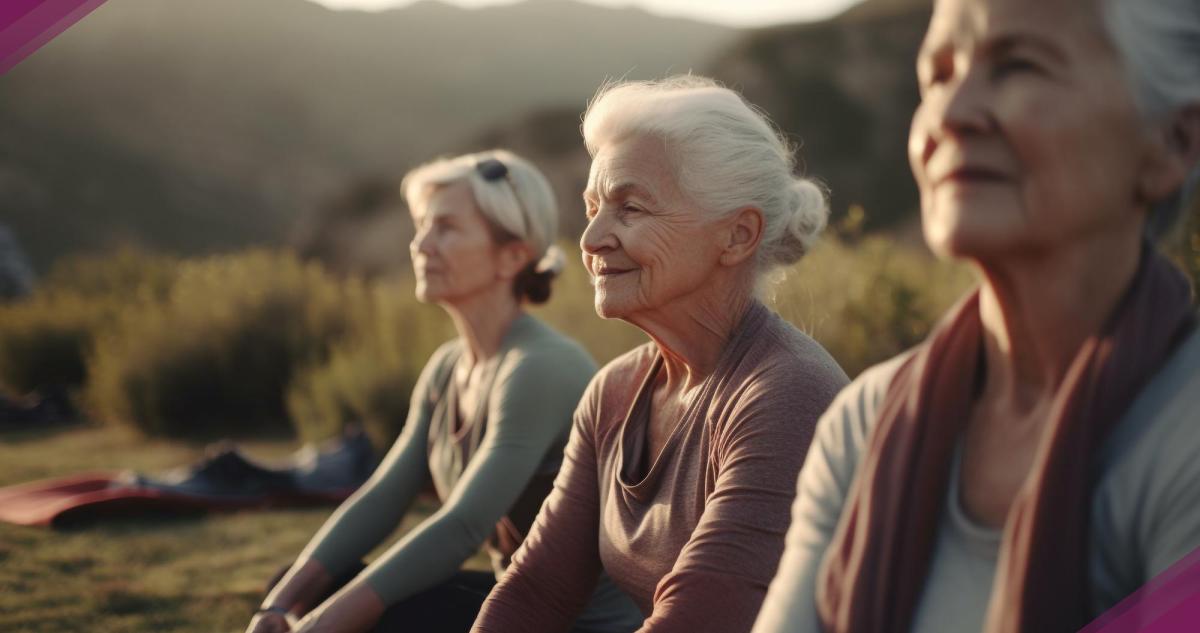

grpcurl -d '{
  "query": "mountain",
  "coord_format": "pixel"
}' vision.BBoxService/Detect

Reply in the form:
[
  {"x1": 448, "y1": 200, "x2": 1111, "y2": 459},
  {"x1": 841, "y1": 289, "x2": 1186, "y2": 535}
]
[
  {"x1": 354, "y1": 0, "x2": 934, "y2": 267},
  {"x1": 0, "y1": 0, "x2": 736, "y2": 272}
]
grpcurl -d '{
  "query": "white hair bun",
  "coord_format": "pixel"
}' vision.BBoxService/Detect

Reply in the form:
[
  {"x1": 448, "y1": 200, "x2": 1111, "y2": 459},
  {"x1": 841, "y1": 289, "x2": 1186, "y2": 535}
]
[{"x1": 778, "y1": 178, "x2": 829, "y2": 264}]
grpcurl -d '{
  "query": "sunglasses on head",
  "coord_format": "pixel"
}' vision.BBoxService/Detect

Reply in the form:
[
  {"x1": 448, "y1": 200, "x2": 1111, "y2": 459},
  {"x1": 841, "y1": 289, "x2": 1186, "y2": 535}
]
[
  {"x1": 475, "y1": 158, "x2": 510, "y2": 181},
  {"x1": 474, "y1": 157, "x2": 532, "y2": 238}
]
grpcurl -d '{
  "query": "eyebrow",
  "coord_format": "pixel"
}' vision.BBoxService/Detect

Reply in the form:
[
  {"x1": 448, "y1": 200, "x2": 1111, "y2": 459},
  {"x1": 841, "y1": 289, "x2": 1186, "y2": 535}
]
[
  {"x1": 984, "y1": 33, "x2": 1067, "y2": 65},
  {"x1": 583, "y1": 181, "x2": 656, "y2": 205}
]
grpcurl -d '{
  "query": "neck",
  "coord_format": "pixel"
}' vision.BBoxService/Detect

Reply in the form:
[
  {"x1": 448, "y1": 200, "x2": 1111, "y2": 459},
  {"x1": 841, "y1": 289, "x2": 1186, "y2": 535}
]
[
  {"x1": 443, "y1": 285, "x2": 523, "y2": 365},
  {"x1": 629, "y1": 271, "x2": 755, "y2": 393},
  {"x1": 974, "y1": 230, "x2": 1143, "y2": 411}
]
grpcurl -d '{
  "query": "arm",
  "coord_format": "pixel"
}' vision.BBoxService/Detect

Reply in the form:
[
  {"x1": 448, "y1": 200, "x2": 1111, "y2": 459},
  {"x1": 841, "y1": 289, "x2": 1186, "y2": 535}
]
[
  {"x1": 347, "y1": 348, "x2": 595, "y2": 605},
  {"x1": 472, "y1": 385, "x2": 607, "y2": 633},
  {"x1": 632, "y1": 378, "x2": 833, "y2": 633},
  {"x1": 254, "y1": 345, "x2": 453, "y2": 623},
  {"x1": 751, "y1": 362, "x2": 898, "y2": 633}
]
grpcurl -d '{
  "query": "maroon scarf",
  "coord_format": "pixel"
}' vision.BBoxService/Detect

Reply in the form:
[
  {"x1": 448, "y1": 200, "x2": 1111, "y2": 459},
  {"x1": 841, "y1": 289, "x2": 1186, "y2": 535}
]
[{"x1": 815, "y1": 249, "x2": 1195, "y2": 633}]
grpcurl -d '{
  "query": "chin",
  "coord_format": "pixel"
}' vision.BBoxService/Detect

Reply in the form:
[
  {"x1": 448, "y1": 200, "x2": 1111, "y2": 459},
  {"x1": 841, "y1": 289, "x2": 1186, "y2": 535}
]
[{"x1": 922, "y1": 203, "x2": 1025, "y2": 262}]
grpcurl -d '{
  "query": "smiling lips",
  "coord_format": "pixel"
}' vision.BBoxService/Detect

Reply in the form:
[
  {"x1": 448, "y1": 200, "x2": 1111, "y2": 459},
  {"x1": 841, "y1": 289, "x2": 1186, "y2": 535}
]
[
  {"x1": 592, "y1": 264, "x2": 636, "y2": 277},
  {"x1": 934, "y1": 165, "x2": 1011, "y2": 187}
]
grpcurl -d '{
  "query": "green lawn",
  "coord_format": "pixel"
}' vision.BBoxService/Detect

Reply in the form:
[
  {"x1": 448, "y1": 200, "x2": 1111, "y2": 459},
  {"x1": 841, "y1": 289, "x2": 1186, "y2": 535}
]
[{"x1": 0, "y1": 423, "x2": 455, "y2": 633}]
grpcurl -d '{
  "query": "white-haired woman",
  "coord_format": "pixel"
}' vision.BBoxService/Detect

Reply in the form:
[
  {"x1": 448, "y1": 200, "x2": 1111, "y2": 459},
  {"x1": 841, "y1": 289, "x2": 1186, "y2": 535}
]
[
  {"x1": 752, "y1": 0, "x2": 1200, "y2": 632},
  {"x1": 472, "y1": 77, "x2": 849, "y2": 633},
  {"x1": 248, "y1": 150, "x2": 642, "y2": 633}
]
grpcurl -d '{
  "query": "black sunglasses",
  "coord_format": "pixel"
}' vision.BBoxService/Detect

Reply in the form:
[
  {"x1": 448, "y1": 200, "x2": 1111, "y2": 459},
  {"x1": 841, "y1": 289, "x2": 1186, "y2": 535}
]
[
  {"x1": 474, "y1": 158, "x2": 531, "y2": 237},
  {"x1": 475, "y1": 158, "x2": 510, "y2": 181}
]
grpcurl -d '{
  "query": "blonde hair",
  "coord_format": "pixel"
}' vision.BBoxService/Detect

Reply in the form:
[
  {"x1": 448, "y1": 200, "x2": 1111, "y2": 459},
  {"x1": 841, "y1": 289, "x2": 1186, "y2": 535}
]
[{"x1": 401, "y1": 149, "x2": 565, "y2": 276}]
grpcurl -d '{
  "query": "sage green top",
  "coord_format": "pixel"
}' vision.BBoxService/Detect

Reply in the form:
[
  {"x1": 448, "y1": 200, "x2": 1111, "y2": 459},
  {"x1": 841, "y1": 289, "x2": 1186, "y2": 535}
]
[
  {"x1": 303, "y1": 313, "x2": 643, "y2": 632},
  {"x1": 752, "y1": 326, "x2": 1200, "y2": 633}
]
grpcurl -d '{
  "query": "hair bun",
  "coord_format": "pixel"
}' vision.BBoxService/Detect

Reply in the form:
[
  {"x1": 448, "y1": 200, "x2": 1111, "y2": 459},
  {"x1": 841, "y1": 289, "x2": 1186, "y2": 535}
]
[{"x1": 775, "y1": 178, "x2": 829, "y2": 265}]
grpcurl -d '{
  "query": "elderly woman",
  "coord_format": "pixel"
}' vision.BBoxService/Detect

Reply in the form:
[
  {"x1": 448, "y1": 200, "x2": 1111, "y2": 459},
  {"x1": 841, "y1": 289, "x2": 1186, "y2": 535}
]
[
  {"x1": 471, "y1": 77, "x2": 850, "y2": 633},
  {"x1": 248, "y1": 150, "x2": 641, "y2": 633},
  {"x1": 752, "y1": 0, "x2": 1200, "y2": 632}
]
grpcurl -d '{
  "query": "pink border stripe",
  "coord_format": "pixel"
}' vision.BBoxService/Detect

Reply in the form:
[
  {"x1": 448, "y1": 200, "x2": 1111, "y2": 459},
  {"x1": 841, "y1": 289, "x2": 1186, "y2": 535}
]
[
  {"x1": 0, "y1": 0, "x2": 108, "y2": 75},
  {"x1": 1080, "y1": 545, "x2": 1200, "y2": 633},
  {"x1": 0, "y1": 0, "x2": 47, "y2": 26}
]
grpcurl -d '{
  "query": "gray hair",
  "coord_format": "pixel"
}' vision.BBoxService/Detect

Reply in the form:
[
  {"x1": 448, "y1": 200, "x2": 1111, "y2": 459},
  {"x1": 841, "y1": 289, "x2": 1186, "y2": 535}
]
[
  {"x1": 1101, "y1": 0, "x2": 1200, "y2": 238},
  {"x1": 581, "y1": 75, "x2": 829, "y2": 277},
  {"x1": 401, "y1": 149, "x2": 564, "y2": 274}
]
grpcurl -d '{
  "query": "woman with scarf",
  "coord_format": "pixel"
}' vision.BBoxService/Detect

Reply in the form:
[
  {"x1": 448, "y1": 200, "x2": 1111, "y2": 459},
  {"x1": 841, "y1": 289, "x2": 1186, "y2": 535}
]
[{"x1": 752, "y1": 0, "x2": 1200, "y2": 631}]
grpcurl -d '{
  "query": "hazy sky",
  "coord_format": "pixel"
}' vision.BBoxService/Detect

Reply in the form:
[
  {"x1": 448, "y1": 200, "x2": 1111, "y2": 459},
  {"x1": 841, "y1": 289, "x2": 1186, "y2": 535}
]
[{"x1": 306, "y1": 0, "x2": 865, "y2": 27}]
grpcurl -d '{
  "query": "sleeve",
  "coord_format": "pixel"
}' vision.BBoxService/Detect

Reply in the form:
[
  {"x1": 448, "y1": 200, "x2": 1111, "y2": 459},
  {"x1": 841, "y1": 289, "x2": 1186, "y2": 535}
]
[
  {"x1": 629, "y1": 367, "x2": 844, "y2": 633},
  {"x1": 1139, "y1": 385, "x2": 1200, "y2": 581},
  {"x1": 299, "y1": 344, "x2": 451, "y2": 580},
  {"x1": 750, "y1": 360, "x2": 900, "y2": 633},
  {"x1": 353, "y1": 346, "x2": 597, "y2": 605},
  {"x1": 472, "y1": 379, "x2": 608, "y2": 633}
]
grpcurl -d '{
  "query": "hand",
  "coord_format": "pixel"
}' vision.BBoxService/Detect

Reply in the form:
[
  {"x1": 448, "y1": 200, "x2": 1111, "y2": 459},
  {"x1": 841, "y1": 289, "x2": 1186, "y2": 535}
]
[
  {"x1": 291, "y1": 584, "x2": 386, "y2": 633},
  {"x1": 246, "y1": 610, "x2": 293, "y2": 633}
]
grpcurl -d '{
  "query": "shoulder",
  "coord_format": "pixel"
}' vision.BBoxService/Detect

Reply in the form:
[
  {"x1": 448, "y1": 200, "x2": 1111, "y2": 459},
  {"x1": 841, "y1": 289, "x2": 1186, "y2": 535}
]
[
  {"x1": 496, "y1": 316, "x2": 598, "y2": 388},
  {"x1": 1092, "y1": 326, "x2": 1200, "y2": 588},
  {"x1": 806, "y1": 350, "x2": 912, "y2": 476},
  {"x1": 416, "y1": 339, "x2": 463, "y2": 393},
  {"x1": 715, "y1": 312, "x2": 851, "y2": 432},
  {"x1": 790, "y1": 351, "x2": 913, "y2": 536},
  {"x1": 589, "y1": 342, "x2": 657, "y2": 400},
  {"x1": 753, "y1": 313, "x2": 851, "y2": 398}
]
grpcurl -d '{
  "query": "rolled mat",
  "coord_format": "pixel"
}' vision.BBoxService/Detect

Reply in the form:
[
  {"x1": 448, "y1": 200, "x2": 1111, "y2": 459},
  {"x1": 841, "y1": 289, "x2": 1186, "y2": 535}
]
[{"x1": 0, "y1": 428, "x2": 375, "y2": 527}]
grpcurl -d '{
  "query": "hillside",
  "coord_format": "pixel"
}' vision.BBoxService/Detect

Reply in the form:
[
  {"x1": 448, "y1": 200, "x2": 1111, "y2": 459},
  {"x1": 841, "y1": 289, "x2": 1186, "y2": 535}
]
[
  {"x1": 0, "y1": 0, "x2": 735, "y2": 271},
  {"x1": 353, "y1": 0, "x2": 935, "y2": 260}
]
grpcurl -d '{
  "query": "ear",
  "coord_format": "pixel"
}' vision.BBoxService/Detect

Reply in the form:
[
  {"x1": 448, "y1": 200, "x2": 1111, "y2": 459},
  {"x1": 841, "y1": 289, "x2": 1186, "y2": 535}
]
[
  {"x1": 1138, "y1": 104, "x2": 1200, "y2": 205},
  {"x1": 495, "y1": 241, "x2": 534, "y2": 281},
  {"x1": 719, "y1": 206, "x2": 765, "y2": 268}
]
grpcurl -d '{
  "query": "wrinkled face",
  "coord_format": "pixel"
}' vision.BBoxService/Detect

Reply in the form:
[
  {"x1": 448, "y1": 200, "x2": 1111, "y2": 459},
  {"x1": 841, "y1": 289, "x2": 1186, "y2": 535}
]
[
  {"x1": 910, "y1": 0, "x2": 1148, "y2": 260},
  {"x1": 409, "y1": 182, "x2": 504, "y2": 305},
  {"x1": 580, "y1": 134, "x2": 726, "y2": 321}
]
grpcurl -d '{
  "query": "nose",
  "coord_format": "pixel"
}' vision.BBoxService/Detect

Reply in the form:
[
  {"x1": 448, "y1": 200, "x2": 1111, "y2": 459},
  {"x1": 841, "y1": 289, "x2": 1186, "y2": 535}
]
[
  {"x1": 912, "y1": 55, "x2": 992, "y2": 167},
  {"x1": 410, "y1": 223, "x2": 436, "y2": 257},
  {"x1": 580, "y1": 206, "x2": 619, "y2": 256}
]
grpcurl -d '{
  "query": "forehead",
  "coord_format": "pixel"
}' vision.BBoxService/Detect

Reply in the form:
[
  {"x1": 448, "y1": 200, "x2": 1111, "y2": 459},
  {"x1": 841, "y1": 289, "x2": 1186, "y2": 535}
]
[
  {"x1": 924, "y1": 0, "x2": 1106, "y2": 51},
  {"x1": 585, "y1": 133, "x2": 678, "y2": 200}
]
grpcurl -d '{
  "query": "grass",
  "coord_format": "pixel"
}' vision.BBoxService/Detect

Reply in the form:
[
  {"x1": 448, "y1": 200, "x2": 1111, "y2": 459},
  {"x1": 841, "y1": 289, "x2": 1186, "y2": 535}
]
[{"x1": 0, "y1": 423, "x2": 462, "y2": 633}]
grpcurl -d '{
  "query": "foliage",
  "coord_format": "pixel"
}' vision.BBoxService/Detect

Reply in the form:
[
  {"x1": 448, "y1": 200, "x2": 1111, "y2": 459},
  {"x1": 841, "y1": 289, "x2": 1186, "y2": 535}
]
[
  {"x1": 286, "y1": 280, "x2": 454, "y2": 447},
  {"x1": 768, "y1": 212, "x2": 975, "y2": 377},
  {"x1": 2, "y1": 234, "x2": 978, "y2": 440},
  {"x1": 86, "y1": 251, "x2": 352, "y2": 438},
  {"x1": 0, "y1": 249, "x2": 179, "y2": 397}
]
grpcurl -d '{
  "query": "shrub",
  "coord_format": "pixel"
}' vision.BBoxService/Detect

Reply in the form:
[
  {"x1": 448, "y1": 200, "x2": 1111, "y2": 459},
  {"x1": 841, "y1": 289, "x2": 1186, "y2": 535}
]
[
  {"x1": 286, "y1": 280, "x2": 454, "y2": 446},
  {"x1": 87, "y1": 251, "x2": 352, "y2": 438},
  {"x1": 0, "y1": 249, "x2": 179, "y2": 397},
  {"x1": 0, "y1": 295, "x2": 94, "y2": 396},
  {"x1": 768, "y1": 233, "x2": 974, "y2": 376}
]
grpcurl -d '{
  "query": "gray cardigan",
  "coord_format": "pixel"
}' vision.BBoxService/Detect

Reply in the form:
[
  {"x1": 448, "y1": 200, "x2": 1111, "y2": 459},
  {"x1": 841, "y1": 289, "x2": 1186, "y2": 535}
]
[{"x1": 752, "y1": 325, "x2": 1200, "y2": 633}]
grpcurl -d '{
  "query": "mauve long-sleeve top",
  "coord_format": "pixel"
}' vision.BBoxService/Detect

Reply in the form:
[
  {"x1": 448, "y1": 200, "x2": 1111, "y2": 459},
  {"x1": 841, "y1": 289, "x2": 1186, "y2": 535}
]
[{"x1": 472, "y1": 302, "x2": 849, "y2": 633}]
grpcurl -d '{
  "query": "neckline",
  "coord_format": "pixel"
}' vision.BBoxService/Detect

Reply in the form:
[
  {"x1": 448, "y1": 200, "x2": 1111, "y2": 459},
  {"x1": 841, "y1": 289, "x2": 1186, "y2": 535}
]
[
  {"x1": 946, "y1": 440, "x2": 1003, "y2": 557},
  {"x1": 444, "y1": 312, "x2": 537, "y2": 441},
  {"x1": 614, "y1": 301, "x2": 769, "y2": 494}
]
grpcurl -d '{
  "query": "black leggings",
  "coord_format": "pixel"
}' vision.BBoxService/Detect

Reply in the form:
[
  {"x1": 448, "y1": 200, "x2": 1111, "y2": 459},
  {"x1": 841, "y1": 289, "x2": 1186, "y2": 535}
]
[{"x1": 267, "y1": 563, "x2": 495, "y2": 633}]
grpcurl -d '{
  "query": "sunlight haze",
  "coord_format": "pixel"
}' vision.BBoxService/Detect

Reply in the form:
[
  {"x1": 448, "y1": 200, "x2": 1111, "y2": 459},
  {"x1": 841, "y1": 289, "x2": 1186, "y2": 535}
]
[{"x1": 305, "y1": 0, "x2": 865, "y2": 27}]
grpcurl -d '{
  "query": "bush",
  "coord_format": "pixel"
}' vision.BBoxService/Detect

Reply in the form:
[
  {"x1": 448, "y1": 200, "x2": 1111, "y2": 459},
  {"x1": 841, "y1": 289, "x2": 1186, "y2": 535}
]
[
  {"x1": 0, "y1": 295, "x2": 94, "y2": 396},
  {"x1": 87, "y1": 251, "x2": 352, "y2": 439},
  {"x1": 768, "y1": 233, "x2": 974, "y2": 376},
  {"x1": 0, "y1": 249, "x2": 179, "y2": 397},
  {"x1": 286, "y1": 280, "x2": 454, "y2": 446}
]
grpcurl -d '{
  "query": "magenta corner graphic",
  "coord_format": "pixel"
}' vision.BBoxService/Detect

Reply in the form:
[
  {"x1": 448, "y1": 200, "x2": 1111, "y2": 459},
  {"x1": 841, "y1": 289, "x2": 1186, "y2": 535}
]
[
  {"x1": 0, "y1": 0, "x2": 107, "y2": 74},
  {"x1": 0, "y1": 1, "x2": 1197, "y2": 631}
]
